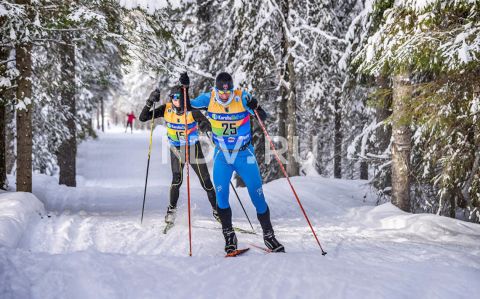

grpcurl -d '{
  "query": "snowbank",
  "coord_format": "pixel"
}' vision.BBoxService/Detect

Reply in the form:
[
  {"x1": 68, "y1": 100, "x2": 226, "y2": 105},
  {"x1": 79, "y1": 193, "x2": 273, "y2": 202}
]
[{"x1": 0, "y1": 192, "x2": 45, "y2": 248}]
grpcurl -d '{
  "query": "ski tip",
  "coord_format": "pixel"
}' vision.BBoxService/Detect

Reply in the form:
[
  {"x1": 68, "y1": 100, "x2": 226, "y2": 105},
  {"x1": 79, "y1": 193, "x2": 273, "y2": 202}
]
[{"x1": 225, "y1": 248, "x2": 250, "y2": 257}]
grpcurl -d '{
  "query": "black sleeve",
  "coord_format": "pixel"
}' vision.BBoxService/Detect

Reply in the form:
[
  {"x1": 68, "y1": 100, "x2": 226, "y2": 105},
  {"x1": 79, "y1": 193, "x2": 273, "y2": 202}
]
[
  {"x1": 255, "y1": 105, "x2": 268, "y2": 122},
  {"x1": 139, "y1": 104, "x2": 166, "y2": 122},
  {"x1": 192, "y1": 109, "x2": 212, "y2": 133},
  {"x1": 191, "y1": 109, "x2": 207, "y2": 123}
]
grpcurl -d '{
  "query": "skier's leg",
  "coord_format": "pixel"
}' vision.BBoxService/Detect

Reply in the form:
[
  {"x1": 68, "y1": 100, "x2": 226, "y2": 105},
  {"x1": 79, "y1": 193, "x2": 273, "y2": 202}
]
[
  {"x1": 234, "y1": 146, "x2": 284, "y2": 252},
  {"x1": 191, "y1": 143, "x2": 216, "y2": 209},
  {"x1": 169, "y1": 147, "x2": 184, "y2": 208},
  {"x1": 219, "y1": 206, "x2": 237, "y2": 253},
  {"x1": 212, "y1": 149, "x2": 234, "y2": 210},
  {"x1": 212, "y1": 148, "x2": 238, "y2": 252},
  {"x1": 233, "y1": 146, "x2": 268, "y2": 214}
]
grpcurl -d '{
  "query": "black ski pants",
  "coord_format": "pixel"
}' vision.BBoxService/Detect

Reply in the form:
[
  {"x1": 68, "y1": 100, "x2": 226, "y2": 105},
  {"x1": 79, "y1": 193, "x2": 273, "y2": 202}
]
[{"x1": 169, "y1": 142, "x2": 217, "y2": 210}]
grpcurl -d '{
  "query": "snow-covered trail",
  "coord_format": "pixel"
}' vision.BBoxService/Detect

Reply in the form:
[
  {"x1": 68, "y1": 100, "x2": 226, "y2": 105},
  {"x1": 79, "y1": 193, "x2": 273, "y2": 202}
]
[{"x1": 1, "y1": 127, "x2": 480, "y2": 299}]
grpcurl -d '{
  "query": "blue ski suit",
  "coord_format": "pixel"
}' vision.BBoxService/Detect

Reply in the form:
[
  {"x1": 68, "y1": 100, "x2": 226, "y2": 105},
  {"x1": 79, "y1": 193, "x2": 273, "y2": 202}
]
[{"x1": 190, "y1": 89, "x2": 268, "y2": 214}]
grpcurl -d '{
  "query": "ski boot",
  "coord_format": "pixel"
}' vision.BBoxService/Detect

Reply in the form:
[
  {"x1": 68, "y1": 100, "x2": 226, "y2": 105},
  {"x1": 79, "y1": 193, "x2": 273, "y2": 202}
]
[
  {"x1": 263, "y1": 231, "x2": 285, "y2": 252},
  {"x1": 257, "y1": 207, "x2": 285, "y2": 252},
  {"x1": 164, "y1": 205, "x2": 177, "y2": 224},
  {"x1": 222, "y1": 227, "x2": 238, "y2": 254}
]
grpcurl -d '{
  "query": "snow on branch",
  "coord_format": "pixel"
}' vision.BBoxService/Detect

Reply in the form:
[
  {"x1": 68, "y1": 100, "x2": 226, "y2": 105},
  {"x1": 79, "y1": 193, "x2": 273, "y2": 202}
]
[{"x1": 291, "y1": 25, "x2": 346, "y2": 44}]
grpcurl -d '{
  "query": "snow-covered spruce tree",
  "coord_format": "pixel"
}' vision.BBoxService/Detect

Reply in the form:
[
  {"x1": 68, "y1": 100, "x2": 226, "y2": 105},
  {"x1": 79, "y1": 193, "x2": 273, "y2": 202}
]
[
  {"x1": 29, "y1": 0, "x2": 127, "y2": 183},
  {"x1": 354, "y1": 0, "x2": 480, "y2": 219},
  {"x1": 342, "y1": 0, "x2": 396, "y2": 198},
  {"x1": 75, "y1": 0, "x2": 128, "y2": 137},
  {"x1": 294, "y1": 0, "x2": 362, "y2": 179}
]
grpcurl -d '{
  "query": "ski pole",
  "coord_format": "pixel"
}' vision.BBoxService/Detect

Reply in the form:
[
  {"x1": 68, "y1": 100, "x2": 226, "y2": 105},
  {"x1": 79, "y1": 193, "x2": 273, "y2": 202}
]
[
  {"x1": 141, "y1": 102, "x2": 156, "y2": 224},
  {"x1": 206, "y1": 132, "x2": 256, "y2": 233},
  {"x1": 183, "y1": 86, "x2": 193, "y2": 257},
  {"x1": 253, "y1": 109, "x2": 327, "y2": 255}
]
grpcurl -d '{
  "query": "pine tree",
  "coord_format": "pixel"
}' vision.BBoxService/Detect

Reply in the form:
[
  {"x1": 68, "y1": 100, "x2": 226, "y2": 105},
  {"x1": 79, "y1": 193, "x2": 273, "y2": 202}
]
[{"x1": 354, "y1": 0, "x2": 480, "y2": 220}]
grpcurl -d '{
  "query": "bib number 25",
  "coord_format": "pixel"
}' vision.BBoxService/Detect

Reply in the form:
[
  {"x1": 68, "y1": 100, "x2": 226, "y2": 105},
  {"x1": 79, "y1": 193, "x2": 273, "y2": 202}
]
[{"x1": 222, "y1": 123, "x2": 237, "y2": 135}]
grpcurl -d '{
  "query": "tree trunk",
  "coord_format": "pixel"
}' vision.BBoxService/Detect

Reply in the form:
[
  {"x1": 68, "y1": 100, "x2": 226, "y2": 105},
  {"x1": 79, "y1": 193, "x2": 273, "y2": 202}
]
[
  {"x1": 360, "y1": 161, "x2": 368, "y2": 180},
  {"x1": 462, "y1": 85, "x2": 480, "y2": 210},
  {"x1": 57, "y1": 33, "x2": 77, "y2": 187},
  {"x1": 196, "y1": 0, "x2": 212, "y2": 23},
  {"x1": 15, "y1": 12, "x2": 33, "y2": 192},
  {"x1": 0, "y1": 104, "x2": 6, "y2": 190},
  {"x1": 101, "y1": 97, "x2": 105, "y2": 132},
  {"x1": 375, "y1": 76, "x2": 393, "y2": 187},
  {"x1": 0, "y1": 41, "x2": 9, "y2": 190},
  {"x1": 334, "y1": 97, "x2": 342, "y2": 178},
  {"x1": 96, "y1": 106, "x2": 100, "y2": 130},
  {"x1": 6, "y1": 103, "x2": 15, "y2": 175},
  {"x1": 391, "y1": 73, "x2": 412, "y2": 212},
  {"x1": 285, "y1": 54, "x2": 299, "y2": 176},
  {"x1": 279, "y1": 0, "x2": 299, "y2": 177}
]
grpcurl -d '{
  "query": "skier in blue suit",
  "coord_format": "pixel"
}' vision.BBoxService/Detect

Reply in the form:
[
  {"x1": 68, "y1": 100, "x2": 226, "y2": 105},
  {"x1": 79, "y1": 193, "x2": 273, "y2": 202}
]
[{"x1": 180, "y1": 72, "x2": 284, "y2": 253}]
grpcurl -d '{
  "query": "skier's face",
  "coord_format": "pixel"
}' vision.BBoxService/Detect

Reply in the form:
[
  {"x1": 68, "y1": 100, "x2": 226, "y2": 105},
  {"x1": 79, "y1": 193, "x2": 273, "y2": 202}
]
[
  {"x1": 172, "y1": 99, "x2": 180, "y2": 108},
  {"x1": 171, "y1": 93, "x2": 181, "y2": 107},
  {"x1": 218, "y1": 89, "x2": 232, "y2": 102}
]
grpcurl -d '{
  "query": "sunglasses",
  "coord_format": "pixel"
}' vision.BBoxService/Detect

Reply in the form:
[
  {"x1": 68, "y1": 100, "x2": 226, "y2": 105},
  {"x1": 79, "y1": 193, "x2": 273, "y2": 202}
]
[
  {"x1": 217, "y1": 89, "x2": 232, "y2": 95},
  {"x1": 170, "y1": 93, "x2": 181, "y2": 101}
]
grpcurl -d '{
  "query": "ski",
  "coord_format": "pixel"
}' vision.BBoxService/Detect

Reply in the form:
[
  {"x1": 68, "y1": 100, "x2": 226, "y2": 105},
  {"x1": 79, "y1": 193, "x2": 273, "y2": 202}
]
[
  {"x1": 225, "y1": 248, "x2": 250, "y2": 257},
  {"x1": 163, "y1": 223, "x2": 174, "y2": 234},
  {"x1": 233, "y1": 227, "x2": 256, "y2": 235},
  {"x1": 249, "y1": 243, "x2": 272, "y2": 253},
  {"x1": 192, "y1": 225, "x2": 256, "y2": 235}
]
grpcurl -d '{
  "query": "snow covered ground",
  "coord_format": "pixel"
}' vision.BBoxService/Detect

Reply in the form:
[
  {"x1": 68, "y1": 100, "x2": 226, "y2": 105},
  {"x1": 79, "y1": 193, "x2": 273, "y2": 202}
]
[{"x1": 1, "y1": 126, "x2": 480, "y2": 299}]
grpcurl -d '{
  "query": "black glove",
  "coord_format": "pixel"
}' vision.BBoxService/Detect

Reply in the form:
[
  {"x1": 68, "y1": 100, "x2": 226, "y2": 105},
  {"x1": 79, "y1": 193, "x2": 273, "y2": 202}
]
[
  {"x1": 199, "y1": 120, "x2": 212, "y2": 133},
  {"x1": 179, "y1": 72, "x2": 190, "y2": 86},
  {"x1": 246, "y1": 96, "x2": 259, "y2": 110},
  {"x1": 256, "y1": 106, "x2": 267, "y2": 121},
  {"x1": 146, "y1": 88, "x2": 161, "y2": 107}
]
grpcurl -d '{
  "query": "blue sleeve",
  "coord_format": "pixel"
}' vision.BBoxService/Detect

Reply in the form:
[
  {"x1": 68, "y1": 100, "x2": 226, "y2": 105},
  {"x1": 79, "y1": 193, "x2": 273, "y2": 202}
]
[
  {"x1": 241, "y1": 91, "x2": 254, "y2": 115},
  {"x1": 190, "y1": 92, "x2": 211, "y2": 109}
]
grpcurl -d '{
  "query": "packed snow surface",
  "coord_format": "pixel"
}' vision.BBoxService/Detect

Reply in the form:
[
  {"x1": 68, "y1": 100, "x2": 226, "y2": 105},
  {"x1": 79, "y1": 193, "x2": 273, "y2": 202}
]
[{"x1": 1, "y1": 126, "x2": 479, "y2": 299}]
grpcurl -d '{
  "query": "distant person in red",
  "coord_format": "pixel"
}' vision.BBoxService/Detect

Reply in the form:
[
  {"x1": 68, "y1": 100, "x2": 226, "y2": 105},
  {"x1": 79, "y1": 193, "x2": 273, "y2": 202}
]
[{"x1": 126, "y1": 111, "x2": 136, "y2": 133}]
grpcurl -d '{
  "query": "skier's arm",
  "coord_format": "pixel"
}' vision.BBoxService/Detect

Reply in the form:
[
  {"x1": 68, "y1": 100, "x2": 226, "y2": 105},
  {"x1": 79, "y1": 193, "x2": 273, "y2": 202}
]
[
  {"x1": 192, "y1": 110, "x2": 212, "y2": 133},
  {"x1": 139, "y1": 88, "x2": 164, "y2": 121},
  {"x1": 189, "y1": 92, "x2": 211, "y2": 109},
  {"x1": 139, "y1": 104, "x2": 166, "y2": 122}
]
